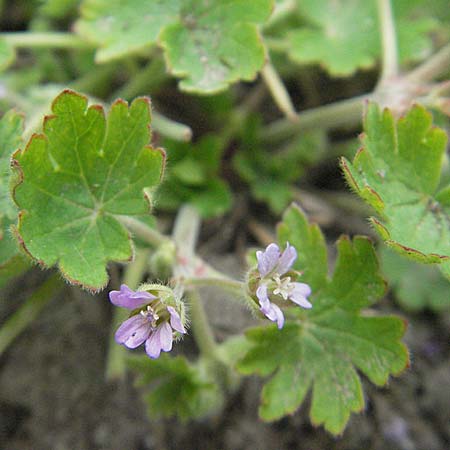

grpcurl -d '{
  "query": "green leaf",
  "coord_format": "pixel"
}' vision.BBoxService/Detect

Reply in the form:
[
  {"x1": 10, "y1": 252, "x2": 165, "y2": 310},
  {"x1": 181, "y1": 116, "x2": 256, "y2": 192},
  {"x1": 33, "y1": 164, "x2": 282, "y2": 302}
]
[
  {"x1": 11, "y1": 90, "x2": 165, "y2": 290},
  {"x1": 128, "y1": 354, "x2": 223, "y2": 421},
  {"x1": 76, "y1": 0, "x2": 272, "y2": 92},
  {"x1": 341, "y1": 103, "x2": 450, "y2": 279},
  {"x1": 238, "y1": 205, "x2": 408, "y2": 434},
  {"x1": 234, "y1": 116, "x2": 325, "y2": 214},
  {"x1": 381, "y1": 247, "x2": 450, "y2": 312},
  {"x1": 160, "y1": 0, "x2": 272, "y2": 93},
  {"x1": 76, "y1": 0, "x2": 181, "y2": 62},
  {"x1": 285, "y1": 0, "x2": 436, "y2": 76},
  {"x1": 156, "y1": 135, "x2": 231, "y2": 218},
  {"x1": 0, "y1": 110, "x2": 24, "y2": 266}
]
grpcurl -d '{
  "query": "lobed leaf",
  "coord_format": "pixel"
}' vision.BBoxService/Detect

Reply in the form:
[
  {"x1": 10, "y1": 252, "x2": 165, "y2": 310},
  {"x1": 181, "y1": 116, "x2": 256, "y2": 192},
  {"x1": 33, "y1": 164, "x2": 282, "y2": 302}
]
[
  {"x1": 156, "y1": 135, "x2": 231, "y2": 218},
  {"x1": 234, "y1": 117, "x2": 325, "y2": 214},
  {"x1": 341, "y1": 102, "x2": 450, "y2": 279},
  {"x1": 160, "y1": 0, "x2": 272, "y2": 93},
  {"x1": 238, "y1": 204, "x2": 408, "y2": 434},
  {"x1": 76, "y1": 0, "x2": 273, "y2": 92},
  {"x1": 11, "y1": 90, "x2": 165, "y2": 290},
  {"x1": 381, "y1": 247, "x2": 450, "y2": 312},
  {"x1": 76, "y1": 0, "x2": 181, "y2": 62},
  {"x1": 285, "y1": 0, "x2": 436, "y2": 76}
]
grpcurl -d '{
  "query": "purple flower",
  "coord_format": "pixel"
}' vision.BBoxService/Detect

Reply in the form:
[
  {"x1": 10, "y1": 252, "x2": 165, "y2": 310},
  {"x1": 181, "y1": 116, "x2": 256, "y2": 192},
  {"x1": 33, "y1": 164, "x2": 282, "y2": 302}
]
[
  {"x1": 109, "y1": 284, "x2": 186, "y2": 359},
  {"x1": 255, "y1": 243, "x2": 312, "y2": 328}
]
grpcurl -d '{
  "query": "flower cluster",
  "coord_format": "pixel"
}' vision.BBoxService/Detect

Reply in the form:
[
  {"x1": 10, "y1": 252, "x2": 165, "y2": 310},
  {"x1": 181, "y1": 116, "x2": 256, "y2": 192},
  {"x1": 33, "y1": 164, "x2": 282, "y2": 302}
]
[
  {"x1": 254, "y1": 242, "x2": 312, "y2": 329},
  {"x1": 109, "y1": 284, "x2": 186, "y2": 359}
]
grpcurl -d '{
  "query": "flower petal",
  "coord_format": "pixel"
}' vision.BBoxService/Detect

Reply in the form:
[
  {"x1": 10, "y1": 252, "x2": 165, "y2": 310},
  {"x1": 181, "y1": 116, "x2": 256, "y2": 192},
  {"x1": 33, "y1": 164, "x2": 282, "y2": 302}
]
[
  {"x1": 256, "y1": 285, "x2": 270, "y2": 309},
  {"x1": 256, "y1": 243, "x2": 280, "y2": 277},
  {"x1": 257, "y1": 284, "x2": 285, "y2": 329},
  {"x1": 289, "y1": 282, "x2": 312, "y2": 309},
  {"x1": 145, "y1": 328, "x2": 162, "y2": 359},
  {"x1": 167, "y1": 306, "x2": 186, "y2": 333},
  {"x1": 115, "y1": 315, "x2": 152, "y2": 349},
  {"x1": 159, "y1": 322, "x2": 173, "y2": 352},
  {"x1": 275, "y1": 243, "x2": 297, "y2": 276},
  {"x1": 271, "y1": 303, "x2": 285, "y2": 329},
  {"x1": 109, "y1": 284, "x2": 155, "y2": 309},
  {"x1": 145, "y1": 323, "x2": 173, "y2": 359}
]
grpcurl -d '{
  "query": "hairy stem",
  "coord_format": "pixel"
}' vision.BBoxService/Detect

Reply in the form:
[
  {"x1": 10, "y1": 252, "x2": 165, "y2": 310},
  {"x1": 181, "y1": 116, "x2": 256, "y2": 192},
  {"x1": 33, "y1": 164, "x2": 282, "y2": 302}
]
[
  {"x1": 106, "y1": 249, "x2": 150, "y2": 380},
  {"x1": 407, "y1": 43, "x2": 450, "y2": 83},
  {"x1": 172, "y1": 204, "x2": 201, "y2": 260},
  {"x1": 152, "y1": 111, "x2": 193, "y2": 142},
  {"x1": 376, "y1": 0, "x2": 399, "y2": 83},
  {"x1": 172, "y1": 206, "x2": 221, "y2": 361},
  {"x1": 118, "y1": 216, "x2": 170, "y2": 247},
  {"x1": 0, "y1": 274, "x2": 63, "y2": 357},
  {"x1": 261, "y1": 94, "x2": 369, "y2": 142},
  {"x1": 113, "y1": 58, "x2": 167, "y2": 100},
  {"x1": 183, "y1": 276, "x2": 244, "y2": 295},
  {"x1": 261, "y1": 61, "x2": 298, "y2": 121},
  {"x1": 185, "y1": 289, "x2": 218, "y2": 360}
]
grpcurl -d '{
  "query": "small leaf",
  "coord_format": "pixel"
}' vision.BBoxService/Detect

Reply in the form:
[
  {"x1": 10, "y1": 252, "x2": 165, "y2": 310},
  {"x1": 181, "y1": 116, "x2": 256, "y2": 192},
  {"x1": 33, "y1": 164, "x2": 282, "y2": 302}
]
[
  {"x1": 12, "y1": 90, "x2": 165, "y2": 290},
  {"x1": 156, "y1": 135, "x2": 231, "y2": 218},
  {"x1": 234, "y1": 117, "x2": 325, "y2": 214},
  {"x1": 341, "y1": 103, "x2": 450, "y2": 279},
  {"x1": 128, "y1": 354, "x2": 223, "y2": 421},
  {"x1": 238, "y1": 205, "x2": 408, "y2": 434},
  {"x1": 160, "y1": 0, "x2": 272, "y2": 93},
  {"x1": 76, "y1": 0, "x2": 273, "y2": 92},
  {"x1": 285, "y1": 0, "x2": 436, "y2": 76},
  {"x1": 76, "y1": 0, "x2": 181, "y2": 62},
  {"x1": 381, "y1": 247, "x2": 450, "y2": 312}
]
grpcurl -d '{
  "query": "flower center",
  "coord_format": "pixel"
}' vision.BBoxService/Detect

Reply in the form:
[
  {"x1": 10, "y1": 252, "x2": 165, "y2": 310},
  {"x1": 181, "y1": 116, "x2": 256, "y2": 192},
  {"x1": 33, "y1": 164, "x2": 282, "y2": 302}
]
[
  {"x1": 272, "y1": 275, "x2": 294, "y2": 300},
  {"x1": 140, "y1": 305, "x2": 159, "y2": 327}
]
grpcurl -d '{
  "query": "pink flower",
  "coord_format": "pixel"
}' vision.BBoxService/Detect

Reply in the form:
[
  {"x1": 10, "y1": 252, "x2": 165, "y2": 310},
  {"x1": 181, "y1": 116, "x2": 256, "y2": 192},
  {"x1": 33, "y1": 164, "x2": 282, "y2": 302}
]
[
  {"x1": 255, "y1": 243, "x2": 312, "y2": 329},
  {"x1": 110, "y1": 284, "x2": 186, "y2": 359}
]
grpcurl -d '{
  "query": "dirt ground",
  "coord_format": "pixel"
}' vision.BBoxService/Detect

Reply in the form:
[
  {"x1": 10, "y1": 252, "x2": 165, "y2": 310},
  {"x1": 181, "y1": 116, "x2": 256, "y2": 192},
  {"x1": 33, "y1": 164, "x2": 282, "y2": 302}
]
[{"x1": 1, "y1": 249, "x2": 449, "y2": 450}]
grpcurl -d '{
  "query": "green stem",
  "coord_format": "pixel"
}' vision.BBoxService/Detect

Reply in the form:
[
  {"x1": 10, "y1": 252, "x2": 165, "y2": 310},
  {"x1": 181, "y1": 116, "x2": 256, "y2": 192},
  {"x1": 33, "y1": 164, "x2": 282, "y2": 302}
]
[
  {"x1": 183, "y1": 276, "x2": 257, "y2": 312},
  {"x1": 407, "y1": 43, "x2": 450, "y2": 83},
  {"x1": 105, "y1": 249, "x2": 150, "y2": 380},
  {"x1": 261, "y1": 94, "x2": 369, "y2": 142},
  {"x1": 172, "y1": 206, "x2": 221, "y2": 361},
  {"x1": 1, "y1": 32, "x2": 93, "y2": 49},
  {"x1": 152, "y1": 111, "x2": 193, "y2": 142},
  {"x1": 183, "y1": 276, "x2": 244, "y2": 294},
  {"x1": 261, "y1": 61, "x2": 299, "y2": 121},
  {"x1": 264, "y1": 0, "x2": 297, "y2": 29},
  {"x1": 172, "y1": 204, "x2": 201, "y2": 259},
  {"x1": 113, "y1": 58, "x2": 168, "y2": 100},
  {"x1": 118, "y1": 216, "x2": 170, "y2": 247},
  {"x1": 265, "y1": 37, "x2": 289, "y2": 53},
  {"x1": 376, "y1": 0, "x2": 399, "y2": 83},
  {"x1": 0, "y1": 274, "x2": 63, "y2": 357},
  {"x1": 185, "y1": 289, "x2": 218, "y2": 360}
]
